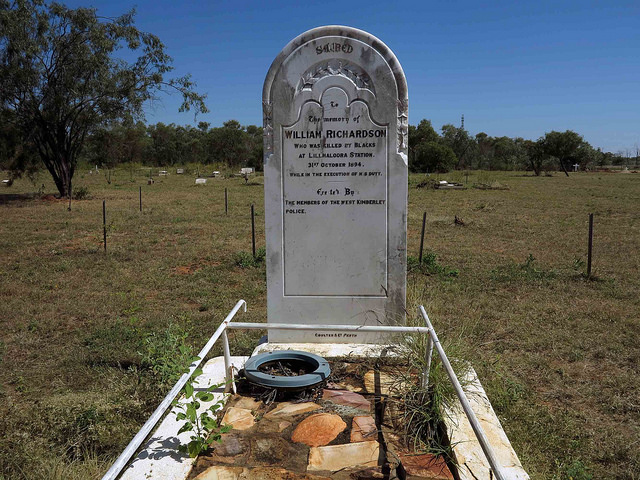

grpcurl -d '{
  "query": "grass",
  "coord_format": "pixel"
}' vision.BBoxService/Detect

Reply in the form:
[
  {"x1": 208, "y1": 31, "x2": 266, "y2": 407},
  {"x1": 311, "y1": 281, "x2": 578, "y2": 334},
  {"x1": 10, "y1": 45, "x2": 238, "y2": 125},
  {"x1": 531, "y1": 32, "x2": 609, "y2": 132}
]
[{"x1": 0, "y1": 167, "x2": 639, "y2": 479}]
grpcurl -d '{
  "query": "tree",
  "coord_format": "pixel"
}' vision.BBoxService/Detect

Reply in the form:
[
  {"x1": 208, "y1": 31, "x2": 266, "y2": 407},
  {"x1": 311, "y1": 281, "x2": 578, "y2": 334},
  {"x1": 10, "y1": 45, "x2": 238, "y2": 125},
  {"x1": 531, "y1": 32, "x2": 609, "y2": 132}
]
[
  {"x1": 412, "y1": 142, "x2": 457, "y2": 173},
  {"x1": 523, "y1": 139, "x2": 547, "y2": 176},
  {"x1": 0, "y1": 0, "x2": 207, "y2": 198},
  {"x1": 542, "y1": 130, "x2": 584, "y2": 176}
]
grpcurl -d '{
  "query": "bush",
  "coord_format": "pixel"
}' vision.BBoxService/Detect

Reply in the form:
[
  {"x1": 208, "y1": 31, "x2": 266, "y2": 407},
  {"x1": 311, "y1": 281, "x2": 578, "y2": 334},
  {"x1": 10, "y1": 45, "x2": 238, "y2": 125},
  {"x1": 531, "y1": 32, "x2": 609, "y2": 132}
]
[
  {"x1": 234, "y1": 246, "x2": 266, "y2": 268},
  {"x1": 407, "y1": 253, "x2": 458, "y2": 277},
  {"x1": 72, "y1": 186, "x2": 90, "y2": 200}
]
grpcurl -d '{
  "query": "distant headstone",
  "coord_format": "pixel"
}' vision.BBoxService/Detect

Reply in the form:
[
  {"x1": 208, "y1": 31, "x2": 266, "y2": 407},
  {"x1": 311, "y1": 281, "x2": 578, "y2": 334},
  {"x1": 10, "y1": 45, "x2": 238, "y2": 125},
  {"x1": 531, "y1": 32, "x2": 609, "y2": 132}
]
[
  {"x1": 212, "y1": 171, "x2": 220, "y2": 177},
  {"x1": 240, "y1": 168, "x2": 254, "y2": 175},
  {"x1": 263, "y1": 26, "x2": 408, "y2": 343},
  {"x1": 195, "y1": 178, "x2": 207, "y2": 185},
  {"x1": 159, "y1": 170, "x2": 168, "y2": 176},
  {"x1": 573, "y1": 163, "x2": 580, "y2": 172},
  {"x1": 176, "y1": 168, "x2": 184, "y2": 174}
]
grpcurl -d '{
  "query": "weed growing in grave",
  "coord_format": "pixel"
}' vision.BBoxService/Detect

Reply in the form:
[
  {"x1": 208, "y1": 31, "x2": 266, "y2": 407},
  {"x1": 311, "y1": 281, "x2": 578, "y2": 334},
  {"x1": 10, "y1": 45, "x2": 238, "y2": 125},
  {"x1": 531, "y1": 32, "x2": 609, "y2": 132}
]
[
  {"x1": 393, "y1": 318, "x2": 470, "y2": 456},
  {"x1": 490, "y1": 253, "x2": 556, "y2": 284},
  {"x1": 172, "y1": 369, "x2": 231, "y2": 458},
  {"x1": 407, "y1": 253, "x2": 459, "y2": 277},
  {"x1": 140, "y1": 324, "x2": 195, "y2": 390},
  {"x1": 553, "y1": 459, "x2": 593, "y2": 480},
  {"x1": 234, "y1": 246, "x2": 266, "y2": 268}
]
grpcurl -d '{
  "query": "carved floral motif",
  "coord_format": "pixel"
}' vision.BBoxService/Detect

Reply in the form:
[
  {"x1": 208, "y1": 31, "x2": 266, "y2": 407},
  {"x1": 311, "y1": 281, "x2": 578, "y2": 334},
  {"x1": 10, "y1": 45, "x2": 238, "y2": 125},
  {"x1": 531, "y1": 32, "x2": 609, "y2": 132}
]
[
  {"x1": 298, "y1": 60, "x2": 374, "y2": 94},
  {"x1": 397, "y1": 98, "x2": 408, "y2": 153}
]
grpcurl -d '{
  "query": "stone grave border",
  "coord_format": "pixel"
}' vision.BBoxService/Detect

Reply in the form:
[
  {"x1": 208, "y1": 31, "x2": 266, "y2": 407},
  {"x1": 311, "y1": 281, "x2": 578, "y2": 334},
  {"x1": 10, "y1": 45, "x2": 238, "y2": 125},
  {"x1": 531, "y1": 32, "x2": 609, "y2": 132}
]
[{"x1": 101, "y1": 301, "x2": 527, "y2": 480}]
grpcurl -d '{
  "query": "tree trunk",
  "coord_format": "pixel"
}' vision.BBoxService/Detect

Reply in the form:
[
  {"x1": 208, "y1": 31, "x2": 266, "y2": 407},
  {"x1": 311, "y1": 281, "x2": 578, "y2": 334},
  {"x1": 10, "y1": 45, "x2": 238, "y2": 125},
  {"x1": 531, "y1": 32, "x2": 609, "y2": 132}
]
[{"x1": 559, "y1": 158, "x2": 570, "y2": 177}]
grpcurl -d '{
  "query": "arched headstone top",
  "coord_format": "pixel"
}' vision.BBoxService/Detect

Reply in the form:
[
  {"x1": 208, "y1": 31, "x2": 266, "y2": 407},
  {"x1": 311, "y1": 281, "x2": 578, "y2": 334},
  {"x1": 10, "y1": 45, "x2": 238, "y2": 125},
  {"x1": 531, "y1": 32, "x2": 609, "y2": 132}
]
[
  {"x1": 263, "y1": 26, "x2": 408, "y2": 160},
  {"x1": 262, "y1": 26, "x2": 408, "y2": 344}
]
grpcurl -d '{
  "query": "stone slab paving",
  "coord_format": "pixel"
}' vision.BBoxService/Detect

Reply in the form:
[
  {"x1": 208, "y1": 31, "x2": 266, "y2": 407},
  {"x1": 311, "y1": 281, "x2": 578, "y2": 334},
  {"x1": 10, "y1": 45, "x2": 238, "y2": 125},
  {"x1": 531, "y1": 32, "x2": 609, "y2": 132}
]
[{"x1": 118, "y1": 346, "x2": 528, "y2": 480}]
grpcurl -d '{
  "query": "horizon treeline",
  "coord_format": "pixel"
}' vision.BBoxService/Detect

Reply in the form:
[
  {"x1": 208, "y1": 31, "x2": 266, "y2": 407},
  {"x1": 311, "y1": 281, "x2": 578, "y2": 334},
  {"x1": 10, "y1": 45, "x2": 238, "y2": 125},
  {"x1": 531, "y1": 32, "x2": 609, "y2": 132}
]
[{"x1": 76, "y1": 118, "x2": 638, "y2": 174}]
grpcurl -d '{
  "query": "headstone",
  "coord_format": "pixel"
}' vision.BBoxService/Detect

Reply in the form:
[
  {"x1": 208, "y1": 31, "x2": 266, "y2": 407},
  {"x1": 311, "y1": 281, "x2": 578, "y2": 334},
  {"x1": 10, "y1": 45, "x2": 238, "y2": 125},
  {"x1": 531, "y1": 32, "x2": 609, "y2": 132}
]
[
  {"x1": 212, "y1": 171, "x2": 220, "y2": 177},
  {"x1": 176, "y1": 168, "x2": 184, "y2": 174},
  {"x1": 195, "y1": 178, "x2": 207, "y2": 185},
  {"x1": 263, "y1": 26, "x2": 408, "y2": 343},
  {"x1": 240, "y1": 168, "x2": 254, "y2": 175},
  {"x1": 573, "y1": 163, "x2": 580, "y2": 172},
  {"x1": 159, "y1": 170, "x2": 168, "y2": 176}
]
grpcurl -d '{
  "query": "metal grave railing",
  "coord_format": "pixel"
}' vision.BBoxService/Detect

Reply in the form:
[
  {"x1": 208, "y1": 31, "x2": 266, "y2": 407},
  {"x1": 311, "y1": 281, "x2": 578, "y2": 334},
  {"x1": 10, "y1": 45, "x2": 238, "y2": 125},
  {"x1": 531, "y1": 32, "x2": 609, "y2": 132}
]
[{"x1": 102, "y1": 300, "x2": 508, "y2": 480}]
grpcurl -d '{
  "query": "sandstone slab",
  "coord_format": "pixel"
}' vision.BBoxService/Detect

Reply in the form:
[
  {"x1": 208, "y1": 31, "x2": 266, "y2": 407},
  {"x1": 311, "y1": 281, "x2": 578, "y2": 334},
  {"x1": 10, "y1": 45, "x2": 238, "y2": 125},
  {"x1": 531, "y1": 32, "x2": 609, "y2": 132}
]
[
  {"x1": 398, "y1": 453, "x2": 454, "y2": 480},
  {"x1": 323, "y1": 389, "x2": 370, "y2": 411},
  {"x1": 193, "y1": 465, "x2": 244, "y2": 480},
  {"x1": 291, "y1": 413, "x2": 346, "y2": 447},
  {"x1": 221, "y1": 407, "x2": 254, "y2": 430},
  {"x1": 350, "y1": 416, "x2": 378, "y2": 443},
  {"x1": 308, "y1": 441, "x2": 379, "y2": 472},
  {"x1": 233, "y1": 396, "x2": 263, "y2": 411},
  {"x1": 363, "y1": 370, "x2": 395, "y2": 396},
  {"x1": 264, "y1": 401, "x2": 321, "y2": 418}
]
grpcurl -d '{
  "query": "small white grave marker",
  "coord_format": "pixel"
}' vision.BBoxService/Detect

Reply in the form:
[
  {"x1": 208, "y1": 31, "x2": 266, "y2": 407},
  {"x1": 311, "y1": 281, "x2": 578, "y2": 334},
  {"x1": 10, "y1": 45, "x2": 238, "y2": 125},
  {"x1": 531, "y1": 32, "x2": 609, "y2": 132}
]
[
  {"x1": 212, "y1": 171, "x2": 220, "y2": 177},
  {"x1": 195, "y1": 178, "x2": 207, "y2": 185},
  {"x1": 176, "y1": 168, "x2": 184, "y2": 174},
  {"x1": 573, "y1": 163, "x2": 580, "y2": 172}
]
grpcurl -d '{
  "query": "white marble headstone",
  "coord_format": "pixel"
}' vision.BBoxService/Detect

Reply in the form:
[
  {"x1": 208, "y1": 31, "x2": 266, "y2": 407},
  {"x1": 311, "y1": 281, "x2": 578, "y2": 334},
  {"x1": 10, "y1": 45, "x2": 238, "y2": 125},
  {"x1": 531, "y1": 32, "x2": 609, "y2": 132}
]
[{"x1": 263, "y1": 26, "x2": 408, "y2": 343}]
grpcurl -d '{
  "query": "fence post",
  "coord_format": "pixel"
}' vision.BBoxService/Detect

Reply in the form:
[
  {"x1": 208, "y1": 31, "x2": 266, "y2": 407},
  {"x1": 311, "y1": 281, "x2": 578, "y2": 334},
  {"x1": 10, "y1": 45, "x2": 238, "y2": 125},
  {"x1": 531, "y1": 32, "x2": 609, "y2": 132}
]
[
  {"x1": 103, "y1": 200, "x2": 107, "y2": 252},
  {"x1": 419, "y1": 211, "x2": 426, "y2": 264},
  {"x1": 587, "y1": 213, "x2": 594, "y2": 277}
]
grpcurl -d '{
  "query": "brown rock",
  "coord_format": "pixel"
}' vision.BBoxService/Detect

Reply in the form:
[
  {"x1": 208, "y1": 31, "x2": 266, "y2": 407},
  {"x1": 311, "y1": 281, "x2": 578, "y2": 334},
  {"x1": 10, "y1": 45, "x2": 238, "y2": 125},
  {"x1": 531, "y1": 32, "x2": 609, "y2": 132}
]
[
  {"x1": 205, "y1": 433, "x2": 249, "y2": 464},
  {"x1": 308, "y1": 441, "x2": 379, "y2": 472},
  {"x1": 348, "y1": 467, "x2": 386, "y2": 479},
  {"x1": 241, "y1": 466, "x2": 331, "y2": 479},
  {"x1": 264, "y1": 401, "x2": 321, "y2": 418},
  {"x1": 322, "y1": 389, "x2": 371, "y2": 411},
  {"x1": 278, "y1": 420, "x2": 292, "y2": 432},
  {"x1": 221, "y1": 407, "x2": 255, "y2": 430},
  {"x1": 398, "y1": 453, "x2": 454, "y2": 480},
  {"x1": 291, "y1": 413, "x2": 347, "y2": 447},
  {"x1": 250, "y1": 435, "x2": 309, "y2": 471},
  {"x1": 350, "y1": 416, "x2": 378, "y2": 443},
  {"x1": 363, "y1": 371, "x2": 394, "y2": 396},
  {"x1": 193, "y1": 465, "x2": 245, "y2": 480}
]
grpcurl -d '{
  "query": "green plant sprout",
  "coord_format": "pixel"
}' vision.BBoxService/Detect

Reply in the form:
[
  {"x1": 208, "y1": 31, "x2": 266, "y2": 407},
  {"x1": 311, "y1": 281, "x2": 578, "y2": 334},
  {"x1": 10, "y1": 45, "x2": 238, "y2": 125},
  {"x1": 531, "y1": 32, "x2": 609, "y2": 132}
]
[{"x1": 172, "y1": 365, "x2": 231, "y2": 458}]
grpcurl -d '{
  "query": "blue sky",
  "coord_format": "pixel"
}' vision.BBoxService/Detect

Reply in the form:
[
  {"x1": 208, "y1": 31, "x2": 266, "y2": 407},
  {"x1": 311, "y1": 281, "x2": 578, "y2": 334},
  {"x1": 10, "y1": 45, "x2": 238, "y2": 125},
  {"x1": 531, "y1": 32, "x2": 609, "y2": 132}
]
[{"x1": 65, "y1": 0, "x2": 639, "y2": 153}]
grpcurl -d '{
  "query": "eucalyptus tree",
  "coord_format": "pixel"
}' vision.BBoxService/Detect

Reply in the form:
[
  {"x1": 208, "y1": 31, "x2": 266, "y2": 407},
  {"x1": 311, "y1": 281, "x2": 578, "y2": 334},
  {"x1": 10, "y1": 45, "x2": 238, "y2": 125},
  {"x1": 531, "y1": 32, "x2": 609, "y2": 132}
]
[{"x1": 0, "y1": 0, "x2": 207, "y2": 198}]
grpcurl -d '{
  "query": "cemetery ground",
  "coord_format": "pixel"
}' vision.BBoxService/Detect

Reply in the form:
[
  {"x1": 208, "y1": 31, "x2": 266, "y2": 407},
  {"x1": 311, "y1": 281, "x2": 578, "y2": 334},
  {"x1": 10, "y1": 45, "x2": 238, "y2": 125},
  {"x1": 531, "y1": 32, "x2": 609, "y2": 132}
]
[{"x1": 0, "y1": 167, "x2": 638, "y2": 480}]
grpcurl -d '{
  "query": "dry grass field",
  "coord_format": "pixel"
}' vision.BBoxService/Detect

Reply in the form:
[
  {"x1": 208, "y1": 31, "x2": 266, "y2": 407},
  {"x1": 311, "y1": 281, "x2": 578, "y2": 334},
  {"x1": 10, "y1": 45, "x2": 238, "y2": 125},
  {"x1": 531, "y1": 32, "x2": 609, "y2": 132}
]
[{"x1": 0, "y1": 166, "x2": 638, "y2": 479}]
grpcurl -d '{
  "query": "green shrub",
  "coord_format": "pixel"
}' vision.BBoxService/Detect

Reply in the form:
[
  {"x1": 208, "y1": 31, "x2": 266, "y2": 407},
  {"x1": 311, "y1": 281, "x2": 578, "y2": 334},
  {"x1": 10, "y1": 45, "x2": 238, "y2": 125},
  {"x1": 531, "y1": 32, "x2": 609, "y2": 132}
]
[
  {"x1": 407, "y1": 253, "x2": 458, "y2": 277},
  {"x1": 72, "y1": 186, "x2": 91, "y2": 200},
  {"x1": 234, "y1": 246, "x2": 266, "y2": 268}
]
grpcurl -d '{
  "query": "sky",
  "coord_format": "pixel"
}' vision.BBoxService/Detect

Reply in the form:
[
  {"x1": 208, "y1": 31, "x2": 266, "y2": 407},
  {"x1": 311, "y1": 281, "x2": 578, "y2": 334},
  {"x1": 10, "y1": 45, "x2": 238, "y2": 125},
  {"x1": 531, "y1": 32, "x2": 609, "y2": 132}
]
[{"x1": 64, "y1": 0, "x2": 640, "y2": 153}]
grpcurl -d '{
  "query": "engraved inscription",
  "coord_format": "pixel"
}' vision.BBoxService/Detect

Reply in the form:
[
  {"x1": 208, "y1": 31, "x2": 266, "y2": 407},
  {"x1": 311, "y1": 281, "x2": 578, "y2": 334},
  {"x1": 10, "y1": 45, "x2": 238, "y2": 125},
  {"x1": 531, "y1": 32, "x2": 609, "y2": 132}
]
[{"x1": 282, "y1": 87, "x2": 388, "y2": 296}]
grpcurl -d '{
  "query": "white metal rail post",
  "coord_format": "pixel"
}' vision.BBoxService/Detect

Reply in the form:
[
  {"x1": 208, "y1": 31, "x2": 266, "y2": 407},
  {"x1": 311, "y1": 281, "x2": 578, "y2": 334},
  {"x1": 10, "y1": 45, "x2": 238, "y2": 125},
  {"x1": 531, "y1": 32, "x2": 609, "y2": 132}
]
[{"x1": 101, "y1": 300, "x2": 247, "y2": 480}]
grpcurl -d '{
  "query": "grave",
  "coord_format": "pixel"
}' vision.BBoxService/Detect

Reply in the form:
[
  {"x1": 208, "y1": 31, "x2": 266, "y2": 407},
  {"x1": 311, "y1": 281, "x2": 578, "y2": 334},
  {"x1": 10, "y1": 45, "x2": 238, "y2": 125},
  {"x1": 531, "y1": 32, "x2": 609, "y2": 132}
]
[
  {"x1": 262, "y1": 26, "x2": 408, "y2": 343},
  {"x1": 195, "y1": 178, "x2": 207, "y2": 185}
]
